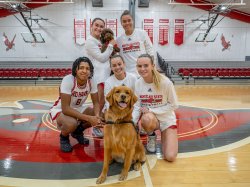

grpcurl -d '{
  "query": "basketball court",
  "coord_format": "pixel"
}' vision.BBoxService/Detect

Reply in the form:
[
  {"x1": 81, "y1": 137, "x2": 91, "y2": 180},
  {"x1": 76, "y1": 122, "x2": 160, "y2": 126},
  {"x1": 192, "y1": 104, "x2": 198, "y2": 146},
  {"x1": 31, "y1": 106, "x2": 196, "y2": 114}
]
[
  {"x1": 1, "y1": 0, "x2": 250, "y2": 186},
  {"x1": 0, "y1": 85, "x2": 250, "y2": 187}
]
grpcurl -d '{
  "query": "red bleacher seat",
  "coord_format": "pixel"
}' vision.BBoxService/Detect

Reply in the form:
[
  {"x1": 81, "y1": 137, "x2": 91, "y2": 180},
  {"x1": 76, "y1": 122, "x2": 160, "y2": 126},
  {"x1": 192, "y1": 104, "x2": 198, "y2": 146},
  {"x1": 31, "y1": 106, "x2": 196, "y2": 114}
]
[
  {"x1": 46, "y1": 70, "x2": 52, "y2": 77},
  {"x1": 26, "y1": 70, "x2": 32, "y2": 77},
  {"x1": 66, "y1": 69, "x2": 72, "y2": 75},
  {"x1": 19, "y1": 70, "x2": 26, "y2": 77},
  {"x1": 182, "y1": 70, "x2": 190, "y2": 77},
  {"x1": 3, "y1": 71, "x2": 10, "y2": 77},
  {"x1": 39, "y1": 70, "x2": 46, "y2": 77},
  {"x1": 60, "y1": 70, "x2": 66, "y2": 77},
  {"x1": 178, "y1": 68, "x2": 184, "y2": 75},
  {"x1": 191, "y1": 70, "x2": 199, "y2": 77}
]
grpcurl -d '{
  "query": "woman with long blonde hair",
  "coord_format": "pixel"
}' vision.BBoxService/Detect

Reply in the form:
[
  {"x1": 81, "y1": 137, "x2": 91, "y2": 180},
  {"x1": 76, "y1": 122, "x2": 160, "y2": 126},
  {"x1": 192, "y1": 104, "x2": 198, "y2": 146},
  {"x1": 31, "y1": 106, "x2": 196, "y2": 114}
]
[{"x1": 133, "y1": 54, "x2": 179, "y2": 161}]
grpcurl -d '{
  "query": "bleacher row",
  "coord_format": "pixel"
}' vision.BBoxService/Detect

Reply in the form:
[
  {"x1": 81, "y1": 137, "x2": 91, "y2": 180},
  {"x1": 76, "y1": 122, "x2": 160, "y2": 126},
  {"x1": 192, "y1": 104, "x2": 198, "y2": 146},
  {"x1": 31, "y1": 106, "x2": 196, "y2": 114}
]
[
  {"x1": 178, "y1": 68, "x2": 250, "y2": 78},
  {"x1": 0, "y1": 68, "x2": 72, "y2": 79}
]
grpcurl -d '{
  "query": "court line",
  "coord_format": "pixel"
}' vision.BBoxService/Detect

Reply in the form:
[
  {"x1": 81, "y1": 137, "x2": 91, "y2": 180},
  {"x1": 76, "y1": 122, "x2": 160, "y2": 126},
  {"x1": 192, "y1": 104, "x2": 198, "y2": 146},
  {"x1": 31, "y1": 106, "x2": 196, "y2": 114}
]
[
  {"x1": 178, "y1": 109, "x2": 218, "y2": 137},
  {"x1": 178, "y1": 108, "x2": 215, "y2": 136},
  {"x1": 142, "y1": 157, "x2": 153, "y2": 187},
  {"x1": 179, "y1": 103, "x2": 250, "y2": 111},
  {"x1": 0, "y1": 163, "x2": 148, "y2": 187},
  {"x1": 177, "y1": 136, "x2": 250, "y2": 158}
]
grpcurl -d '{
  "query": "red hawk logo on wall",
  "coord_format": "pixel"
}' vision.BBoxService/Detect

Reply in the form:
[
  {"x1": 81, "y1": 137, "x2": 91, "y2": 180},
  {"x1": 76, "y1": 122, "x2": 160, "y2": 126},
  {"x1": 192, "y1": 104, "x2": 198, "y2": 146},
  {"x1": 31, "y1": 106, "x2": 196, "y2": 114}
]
[
  {"x1": 221, "y1": 34, "x2": 231, "y2": 51},
  {"x1": 3, "y1": 32, "x2": 16, "y2": 51}
]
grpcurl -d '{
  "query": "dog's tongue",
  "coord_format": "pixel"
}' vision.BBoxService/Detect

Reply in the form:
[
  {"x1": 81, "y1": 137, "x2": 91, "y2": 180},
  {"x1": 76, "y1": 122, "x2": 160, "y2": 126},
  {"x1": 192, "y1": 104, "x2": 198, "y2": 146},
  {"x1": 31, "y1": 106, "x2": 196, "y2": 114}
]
[{"x1": 118, "y1": 102, "x2": 127, "y2": 108}]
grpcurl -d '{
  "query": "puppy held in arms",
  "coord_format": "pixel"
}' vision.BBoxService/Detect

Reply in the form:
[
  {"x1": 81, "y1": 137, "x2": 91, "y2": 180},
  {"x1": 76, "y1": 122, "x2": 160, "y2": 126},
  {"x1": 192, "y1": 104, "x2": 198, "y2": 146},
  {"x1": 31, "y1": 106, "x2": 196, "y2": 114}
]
[
  {"x1": 100, "y1": 28, "x2": 120, "y2": 56},
  {"x1": 96, "y1": 86, "x2": 146, "y2": 184}
]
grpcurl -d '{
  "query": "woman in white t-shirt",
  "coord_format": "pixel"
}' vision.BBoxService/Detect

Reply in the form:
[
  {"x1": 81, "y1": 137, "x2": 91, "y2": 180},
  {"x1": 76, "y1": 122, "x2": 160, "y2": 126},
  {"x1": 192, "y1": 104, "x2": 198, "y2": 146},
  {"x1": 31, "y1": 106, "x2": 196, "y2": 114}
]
[
  {"x1": 133, "y1": 54, "x2": 179, "y2": 162},
  {"x1": 104, "y1": 54, "x2": 137, "y2": 111},
  {"x1": 50, "y1": 57, "x2": 104, "y2": 152},
  {"x1": 85, "y1": 18, "x2": 117, "y2": 137},
  {"x1": 117, "y1": 10, "x2": 155, "y2": 77}
]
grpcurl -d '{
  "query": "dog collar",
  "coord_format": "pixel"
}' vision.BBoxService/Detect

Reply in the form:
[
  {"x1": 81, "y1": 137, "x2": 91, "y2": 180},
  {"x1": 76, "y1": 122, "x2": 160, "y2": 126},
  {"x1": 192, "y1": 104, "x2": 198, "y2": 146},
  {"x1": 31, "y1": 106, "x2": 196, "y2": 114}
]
[
  {"x1": 105, "y1": 121, "x2": 139, "y2": 134},
  {"x1": 105, "y1": 120, "x2": 134, "y2": 125}
]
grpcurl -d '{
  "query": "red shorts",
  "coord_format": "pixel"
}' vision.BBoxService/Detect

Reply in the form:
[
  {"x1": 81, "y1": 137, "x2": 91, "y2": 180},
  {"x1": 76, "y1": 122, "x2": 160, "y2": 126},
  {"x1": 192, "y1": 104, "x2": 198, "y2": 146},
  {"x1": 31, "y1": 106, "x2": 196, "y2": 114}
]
[
  {"x1": 168, "y1": 125, "x2": 177, "y2": 129},
  {"x1": 98, "y1": 82, "x2": 104, "y2": 89}
]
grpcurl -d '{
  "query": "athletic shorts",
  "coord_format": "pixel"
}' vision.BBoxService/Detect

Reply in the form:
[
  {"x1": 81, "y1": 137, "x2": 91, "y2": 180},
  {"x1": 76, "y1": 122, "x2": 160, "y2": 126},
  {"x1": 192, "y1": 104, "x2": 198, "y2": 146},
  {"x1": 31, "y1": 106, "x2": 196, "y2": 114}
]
[
  {"x1": 138, "y1": 116, "x2": 177, "y2": 132},
  {"x1": 98, "y1": 82, "x2": 104, "y2": 89},
  {"x1": 159, "y1": 121, "x2": 177, "y2": 132},
  {"x1": 49, "y1": 105, "x2": 89, "y2": 122}
]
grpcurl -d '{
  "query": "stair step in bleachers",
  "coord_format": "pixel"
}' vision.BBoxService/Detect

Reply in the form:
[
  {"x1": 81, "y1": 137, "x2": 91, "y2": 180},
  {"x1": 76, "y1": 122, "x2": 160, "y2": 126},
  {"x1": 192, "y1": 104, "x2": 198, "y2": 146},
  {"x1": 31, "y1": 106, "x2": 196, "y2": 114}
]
[
  {"x1": 177, "y1": 68, "x2": 250, "y2": 79},
  {"x1": 168, "y1": 61, "x2": 250, "y2": 70},
  {"x1": 0, "y1": 61, "x2": 72, "y2": 69},
  {"x1": 0, "y1": 68, "x2": 72, "y2": 79}
]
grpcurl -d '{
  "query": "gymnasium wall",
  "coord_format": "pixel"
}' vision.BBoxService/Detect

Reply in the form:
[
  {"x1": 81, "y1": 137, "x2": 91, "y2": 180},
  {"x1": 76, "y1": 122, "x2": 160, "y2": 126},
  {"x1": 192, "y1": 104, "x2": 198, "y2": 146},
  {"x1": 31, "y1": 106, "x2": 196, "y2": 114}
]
[{"x1": 0, "y1": 0, "x2": 249, "y2": 62}]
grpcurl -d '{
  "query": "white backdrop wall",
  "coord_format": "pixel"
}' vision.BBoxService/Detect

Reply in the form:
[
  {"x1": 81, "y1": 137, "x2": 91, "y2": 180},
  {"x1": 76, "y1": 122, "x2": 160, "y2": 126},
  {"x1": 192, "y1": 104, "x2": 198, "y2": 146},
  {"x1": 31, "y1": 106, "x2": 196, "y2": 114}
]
[{"x1": 0, "y1": 0, "x2": 249, "y2": 62}]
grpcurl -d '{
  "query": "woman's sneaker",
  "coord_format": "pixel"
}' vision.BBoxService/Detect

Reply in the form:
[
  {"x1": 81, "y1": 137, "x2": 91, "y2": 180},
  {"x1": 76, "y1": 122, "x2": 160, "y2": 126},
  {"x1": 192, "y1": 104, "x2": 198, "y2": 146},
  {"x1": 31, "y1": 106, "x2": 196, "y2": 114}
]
[
  {"x1": 60, "y1": 134, "x2": 73, "y2": 152},
  {"x1": 146, "y1": 133, "x2": 156, "y2": 153},
  {"x1": 71, "y1": 125, "x2": 89, "y2": 145},
  {"x1": 92, "y1": 127, "x2": 103, "y2": 138}
]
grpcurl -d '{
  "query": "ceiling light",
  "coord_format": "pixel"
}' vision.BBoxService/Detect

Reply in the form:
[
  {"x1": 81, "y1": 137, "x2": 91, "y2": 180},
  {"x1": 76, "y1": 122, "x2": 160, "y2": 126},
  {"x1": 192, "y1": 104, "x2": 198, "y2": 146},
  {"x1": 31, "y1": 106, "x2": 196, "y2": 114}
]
[
  {"x1": 220, "y1": 6, "x2": 227, "y2": 11},
  {"x1": 12, "y1": 4, "x2": 17, "y2": 9}
]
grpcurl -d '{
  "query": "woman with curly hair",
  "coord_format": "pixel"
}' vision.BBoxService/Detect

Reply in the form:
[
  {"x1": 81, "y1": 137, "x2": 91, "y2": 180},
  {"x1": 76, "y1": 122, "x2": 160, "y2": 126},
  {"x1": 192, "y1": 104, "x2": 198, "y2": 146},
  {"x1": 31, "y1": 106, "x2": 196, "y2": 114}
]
[{"x1": 50, "y1": 57, "x2": 104, "y2": 152}]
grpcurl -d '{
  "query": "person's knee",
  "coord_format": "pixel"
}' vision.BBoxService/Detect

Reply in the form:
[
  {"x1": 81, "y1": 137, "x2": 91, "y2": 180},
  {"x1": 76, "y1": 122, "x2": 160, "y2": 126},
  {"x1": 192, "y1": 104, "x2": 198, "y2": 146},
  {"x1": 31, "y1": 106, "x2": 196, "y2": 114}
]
[
  {"x1": 61, "y1": 120, "x2": 78, "y2": 134},
  {"x1": 141, "y1": 115, "x2": 155, "y2": 132},
  {"x1": 163, "y1": 151, "x2": 177, "y2": 162}
]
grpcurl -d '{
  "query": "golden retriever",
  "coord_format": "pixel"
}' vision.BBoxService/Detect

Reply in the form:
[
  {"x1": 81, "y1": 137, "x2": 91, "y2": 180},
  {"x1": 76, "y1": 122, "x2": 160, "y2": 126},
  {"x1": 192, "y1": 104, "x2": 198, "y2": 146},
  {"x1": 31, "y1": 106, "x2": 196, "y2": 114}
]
[{"x1": 96, "y1": 86, "x2": 146, "y2": 184}]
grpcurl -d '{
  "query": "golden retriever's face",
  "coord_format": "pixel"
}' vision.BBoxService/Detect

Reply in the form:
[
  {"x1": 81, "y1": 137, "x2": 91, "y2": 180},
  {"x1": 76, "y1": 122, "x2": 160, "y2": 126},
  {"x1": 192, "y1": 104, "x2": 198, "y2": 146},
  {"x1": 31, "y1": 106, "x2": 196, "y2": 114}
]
[{"x1": 106, "y1": 86, "x2": 137, "y2": 110}]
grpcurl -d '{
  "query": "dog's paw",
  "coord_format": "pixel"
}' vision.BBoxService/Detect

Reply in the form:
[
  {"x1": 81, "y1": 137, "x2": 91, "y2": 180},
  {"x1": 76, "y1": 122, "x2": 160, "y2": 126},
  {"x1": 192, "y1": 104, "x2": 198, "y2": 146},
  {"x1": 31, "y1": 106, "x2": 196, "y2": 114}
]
[
  {"x1": 119, "y1": 173, "x2": 128, "y2": 181},
  {"x1": 133, "y1": 162, "x2": 141, "y2": 171},
  {"x1": 96, "y1": 175, "x2": 106, "y2": 184}
]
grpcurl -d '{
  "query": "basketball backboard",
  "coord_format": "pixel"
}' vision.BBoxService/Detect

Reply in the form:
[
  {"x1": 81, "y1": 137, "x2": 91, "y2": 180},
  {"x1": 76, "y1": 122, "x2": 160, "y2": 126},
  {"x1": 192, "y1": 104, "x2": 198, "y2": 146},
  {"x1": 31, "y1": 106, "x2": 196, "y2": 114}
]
[
  {"x1": 21, "y1": 32, "x2": 45, "y2": 43},
  {"x1": 195, "y1": 32, "x2": 218, "y2": 42}
]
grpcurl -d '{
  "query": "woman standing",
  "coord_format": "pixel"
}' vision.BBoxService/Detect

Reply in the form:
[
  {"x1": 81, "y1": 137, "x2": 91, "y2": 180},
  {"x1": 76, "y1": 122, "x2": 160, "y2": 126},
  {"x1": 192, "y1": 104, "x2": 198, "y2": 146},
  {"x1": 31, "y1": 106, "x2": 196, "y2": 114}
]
[
  {"x1": 85, "y1": 18, "x2": 116, "y2": 137},
  {"x1": 133, "y1": 54, "x2": 179, "y2": 162},
  {"x1": 117, "y1": 10, "x2": 155, "y2": 77}
]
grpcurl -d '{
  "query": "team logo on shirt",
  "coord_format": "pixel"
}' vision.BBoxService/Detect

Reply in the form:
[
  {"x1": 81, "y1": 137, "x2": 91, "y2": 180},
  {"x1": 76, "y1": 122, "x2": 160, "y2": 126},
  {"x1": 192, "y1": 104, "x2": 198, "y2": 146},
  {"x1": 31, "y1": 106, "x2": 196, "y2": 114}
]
[
  {"x1": 148, "y1": 88, "x2": 152, "y2": 92},
  {"x1": 122, "y1": 42, "x2": 140, "y2": 53},
  {"x1": 71, "y1": 90, "x2": 89, "y2": 97},
  {"x1": 140, "y1": 95, "x2": 163, "y2": 107}
]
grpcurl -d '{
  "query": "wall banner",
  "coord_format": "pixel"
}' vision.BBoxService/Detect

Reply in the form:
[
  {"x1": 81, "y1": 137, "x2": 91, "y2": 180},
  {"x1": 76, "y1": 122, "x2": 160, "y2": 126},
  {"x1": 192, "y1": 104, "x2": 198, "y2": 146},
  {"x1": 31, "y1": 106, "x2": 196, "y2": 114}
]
[
  {"x1": 74, "y1": 19, "x2": 86, "y2": 45},
  {"x1": 158, "y1": 19, "x2": 169, "y2": 45},
  {"x1": 174, "y1": 19, "x2": 185, "y2": 46},
  {"x1": 143, "y1": 19, "x2": 154, "y2": 44},
  {"x1": 106, "y1": 19, "x2": 118, "y2": 37}
]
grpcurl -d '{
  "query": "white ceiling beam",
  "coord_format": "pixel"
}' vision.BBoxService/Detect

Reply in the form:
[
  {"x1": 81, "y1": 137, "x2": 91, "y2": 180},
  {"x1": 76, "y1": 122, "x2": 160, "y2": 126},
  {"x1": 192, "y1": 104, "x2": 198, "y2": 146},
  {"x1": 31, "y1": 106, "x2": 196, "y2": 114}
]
[
  {"x1": 0, "y1": 0, "x2": 74, "y2": 4},
  {"x1": 168, "y1": 0, "x2": 245, "y2": 6}
]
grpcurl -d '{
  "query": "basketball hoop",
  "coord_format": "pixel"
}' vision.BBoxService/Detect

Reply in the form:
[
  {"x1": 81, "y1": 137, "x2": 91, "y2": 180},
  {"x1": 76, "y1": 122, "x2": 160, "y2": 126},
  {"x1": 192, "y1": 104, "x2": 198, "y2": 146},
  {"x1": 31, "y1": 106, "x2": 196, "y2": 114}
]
[
  {"x1": 203, "y1": 40, "x2": 208, "y2": 46},
  {"x1": 31, "y1": 41, "x2": 37, "y2": 47}
]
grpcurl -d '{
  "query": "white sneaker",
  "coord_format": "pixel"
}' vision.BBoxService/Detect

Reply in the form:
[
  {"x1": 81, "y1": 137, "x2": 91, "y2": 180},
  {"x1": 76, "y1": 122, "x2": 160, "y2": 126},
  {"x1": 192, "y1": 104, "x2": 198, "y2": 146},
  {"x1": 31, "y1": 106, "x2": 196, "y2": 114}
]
[
  {"x1": 146, "y1": 134, "x2": 156, "y2": 153},
  {"x1": 92, "y1": 127, "x2": 103, "y2": 138}
]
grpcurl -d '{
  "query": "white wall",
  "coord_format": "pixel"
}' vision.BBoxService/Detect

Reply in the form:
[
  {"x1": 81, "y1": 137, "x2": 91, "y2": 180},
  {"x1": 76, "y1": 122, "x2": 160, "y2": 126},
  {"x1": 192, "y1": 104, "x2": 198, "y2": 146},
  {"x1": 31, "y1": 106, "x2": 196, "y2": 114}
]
[{"x1": 0, "y1": 0, "x2": 249, "y2": 62}]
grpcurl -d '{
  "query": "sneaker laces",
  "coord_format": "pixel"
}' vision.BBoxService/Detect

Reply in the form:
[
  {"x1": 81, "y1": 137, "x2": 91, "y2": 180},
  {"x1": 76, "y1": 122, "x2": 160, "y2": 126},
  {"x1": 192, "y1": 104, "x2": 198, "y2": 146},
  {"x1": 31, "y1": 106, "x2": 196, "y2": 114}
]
[
  {"x1": 147, "y1": 136, "x2": 156, "y2": 148},
  {"x1": 92, "y1": 127, "x2": 103, "y2": 138}
]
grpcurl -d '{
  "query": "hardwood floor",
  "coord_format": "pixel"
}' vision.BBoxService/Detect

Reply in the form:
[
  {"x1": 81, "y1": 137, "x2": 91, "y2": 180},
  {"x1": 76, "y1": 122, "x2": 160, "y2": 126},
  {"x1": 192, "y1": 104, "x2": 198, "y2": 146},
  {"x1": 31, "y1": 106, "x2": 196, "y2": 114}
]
[{"x1": 0, "y1": 85, "x2": 250, "y2": 187}]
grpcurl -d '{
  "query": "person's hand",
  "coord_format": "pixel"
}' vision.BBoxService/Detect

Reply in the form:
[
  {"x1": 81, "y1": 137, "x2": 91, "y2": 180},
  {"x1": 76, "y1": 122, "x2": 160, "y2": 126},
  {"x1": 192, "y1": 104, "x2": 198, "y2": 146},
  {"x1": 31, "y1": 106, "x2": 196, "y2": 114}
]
[
  {"x1": 140, "y1": 107, "x2": 150, "y2": 114},
  {"x1": 109, "y1": 39, "x2": 116, "y2": 46},
  {"x1": 88, "y1": 116, "x2": 105, "y2": 128}
]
